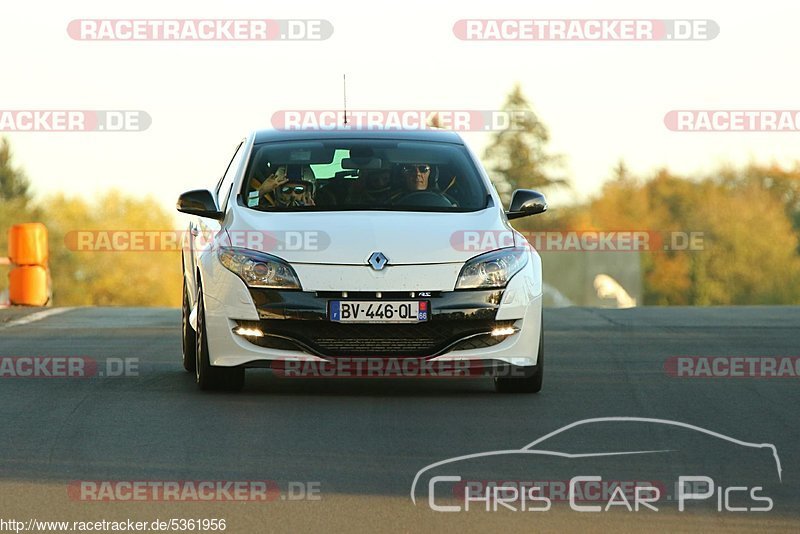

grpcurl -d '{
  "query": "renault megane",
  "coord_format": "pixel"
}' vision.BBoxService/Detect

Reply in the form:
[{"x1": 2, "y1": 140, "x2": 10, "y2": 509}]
[{"x1": 177, "y1": 129, "x2": 547, "y2": 392}]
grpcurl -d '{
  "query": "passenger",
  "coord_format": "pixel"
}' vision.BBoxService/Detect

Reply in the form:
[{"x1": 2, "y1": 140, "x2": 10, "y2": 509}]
[
  {"x1": 249, "y1": 165, "x2": 287, "y2": 208},
  {"x1": 276, "y1": 171, "x2": 315, "y2": 207},
  {"x1": 252, "y1": 165, "x2": 315, "y2": 207}
]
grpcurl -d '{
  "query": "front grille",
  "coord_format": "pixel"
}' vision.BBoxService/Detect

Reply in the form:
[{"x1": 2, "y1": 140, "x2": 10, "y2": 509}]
[{"x1": 236, "y1": 319, "x2": 513, "y2": 357}]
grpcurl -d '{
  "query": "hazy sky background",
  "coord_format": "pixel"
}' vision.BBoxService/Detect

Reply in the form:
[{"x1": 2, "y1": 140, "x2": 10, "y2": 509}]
[{"x1": 3, "y1": 0, "x2": 798, "y2": 216}]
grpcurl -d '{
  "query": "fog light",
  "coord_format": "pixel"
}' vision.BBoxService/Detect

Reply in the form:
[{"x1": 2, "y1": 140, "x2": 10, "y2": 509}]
[
  {"x1": 234, "y1": 326, "x2": 264, "y2": 337},
  {"x1": 491, "y1": 326, "x2": 517, "y2": 337}
]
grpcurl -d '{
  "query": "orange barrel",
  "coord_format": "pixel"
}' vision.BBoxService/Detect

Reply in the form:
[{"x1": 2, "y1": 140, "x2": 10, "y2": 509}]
[
  {"x1": 9, "y1": 222, "x2": 48, "y2": 266},
  {"x1": 9, "y1": 265, "x2": 49, "y2": 306}
]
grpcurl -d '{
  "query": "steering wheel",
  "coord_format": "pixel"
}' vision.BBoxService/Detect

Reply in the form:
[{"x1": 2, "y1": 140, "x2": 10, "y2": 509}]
[{"x1": 392, "y1": 191, "x2": 458, "y2": 208}]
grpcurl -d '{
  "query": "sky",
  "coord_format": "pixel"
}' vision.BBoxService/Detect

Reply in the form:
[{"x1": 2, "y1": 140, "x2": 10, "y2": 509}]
[{"x1": 2, "y1": 0, "x2": 798, "y2": 216}]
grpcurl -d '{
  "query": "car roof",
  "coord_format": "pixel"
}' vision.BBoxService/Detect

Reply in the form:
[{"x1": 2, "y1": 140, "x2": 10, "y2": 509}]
[{"x1": 252, "y1": 128, "x2": 466, "y2": 144}]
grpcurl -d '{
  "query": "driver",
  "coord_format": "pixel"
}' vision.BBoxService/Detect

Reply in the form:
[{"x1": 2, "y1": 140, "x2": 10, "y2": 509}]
[
  {"x1": 388, "y1": 162, "x2": 433, "y2": 203},
  {"x1": 388, "y1": 162, "x2": 460, "y2": 207},
  {"x1": 400, "y1": 163, "x2": 431, "y2": 191}
]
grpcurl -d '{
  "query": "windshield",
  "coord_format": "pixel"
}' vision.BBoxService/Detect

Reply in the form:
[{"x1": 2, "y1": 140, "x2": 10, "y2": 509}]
[{"x1": 240, "y1": 139, "x2": 489, "y2": 212}]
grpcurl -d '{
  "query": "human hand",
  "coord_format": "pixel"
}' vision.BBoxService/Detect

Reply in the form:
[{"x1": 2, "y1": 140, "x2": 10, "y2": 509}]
[{"x1": 259, "y1": 166, "x2": 289, "y2": 193}]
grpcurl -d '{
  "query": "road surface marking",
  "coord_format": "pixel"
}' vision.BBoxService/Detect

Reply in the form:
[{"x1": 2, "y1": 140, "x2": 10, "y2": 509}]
[{"x1": 1, "y1": 307, "x2": 74, "y2": 329}]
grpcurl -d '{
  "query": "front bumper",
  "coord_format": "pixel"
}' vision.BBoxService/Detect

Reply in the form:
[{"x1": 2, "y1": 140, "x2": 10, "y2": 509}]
[
  {"x1": 199, "y1": 252, "x2": 543, "y2": 369},
  {"x1": 204, "y1": 289, "x2": 542, "y2": 368},
  {"x1": 238, "y1": 288, "x2": 511, "y2": 358}
]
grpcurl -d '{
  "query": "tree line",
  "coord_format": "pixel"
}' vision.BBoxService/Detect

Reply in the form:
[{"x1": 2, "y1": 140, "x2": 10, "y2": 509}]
[{"x1": 2, "y1": 86, "x2": 800, "y2": 305}]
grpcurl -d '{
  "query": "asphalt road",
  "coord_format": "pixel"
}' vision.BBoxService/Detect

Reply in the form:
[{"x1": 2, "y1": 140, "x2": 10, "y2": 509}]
[{"x1": 0, "y1": 306, "x2": 798, "y2": 533}]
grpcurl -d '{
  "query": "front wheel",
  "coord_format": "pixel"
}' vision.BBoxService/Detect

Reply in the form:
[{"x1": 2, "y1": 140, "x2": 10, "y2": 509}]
[
  {"x1": 494, "y1": 317, "x2": 544, "y2": 394},
  {"x1": 195, "y1": 280, "x2": 245, "y2": 391}
]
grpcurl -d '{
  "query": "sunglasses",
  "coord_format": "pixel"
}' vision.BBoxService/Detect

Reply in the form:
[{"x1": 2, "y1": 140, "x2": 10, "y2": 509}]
[
  {"x1": 279, "y1": 185, "x2": 306, "y2": 194},
  {"x1": 401, "y1": 165, "x2": 431, "y2": 174}
]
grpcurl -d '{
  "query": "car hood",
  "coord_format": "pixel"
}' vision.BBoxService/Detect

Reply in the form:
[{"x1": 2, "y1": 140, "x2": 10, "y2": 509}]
[{"x1": 225, "y1": 207, "x2": 514, "y2": 265}]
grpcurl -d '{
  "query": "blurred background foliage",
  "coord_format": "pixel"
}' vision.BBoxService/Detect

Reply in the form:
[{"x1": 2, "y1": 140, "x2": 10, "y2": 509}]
[
  {"x1": 1, "y1": 138, "x2": 181, "y2": 306},
  {"x1": 487, "y1": 86, "x2": 800, "y2": 305},
  {"x1": 41, "y1": 191, "x2": 181, "y2": 306},
  {"x1": 2, "y1": 85, "x2": 800, "y2": 306}
]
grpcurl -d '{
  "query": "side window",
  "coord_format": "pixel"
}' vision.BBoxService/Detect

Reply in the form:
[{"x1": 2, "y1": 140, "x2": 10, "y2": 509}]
[{"x1": 216, "y1": 140, "x2": 246, "y2": 210}]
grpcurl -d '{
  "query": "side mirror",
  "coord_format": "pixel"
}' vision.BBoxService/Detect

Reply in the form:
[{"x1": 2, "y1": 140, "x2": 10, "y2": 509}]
[
  {"x1": 176, "y1": 189, "x2": 223, "y2": 219},
  {"x1": 506, "y1": 190, "x2": 547, "y2": 220}
]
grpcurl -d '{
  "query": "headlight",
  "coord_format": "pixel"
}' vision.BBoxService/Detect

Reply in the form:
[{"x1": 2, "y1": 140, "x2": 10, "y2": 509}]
[
  {"x1": 217, "y1": 247, "x2": 301, "y2": 289},
  {"x1": 455, "y1": 247, "x2": 529, "y2": 290}
]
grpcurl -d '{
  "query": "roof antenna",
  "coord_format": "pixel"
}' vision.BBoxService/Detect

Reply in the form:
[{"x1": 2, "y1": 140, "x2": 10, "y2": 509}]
[{"x1": 342, "y1": 74, "x2": 348, "y2": 126}]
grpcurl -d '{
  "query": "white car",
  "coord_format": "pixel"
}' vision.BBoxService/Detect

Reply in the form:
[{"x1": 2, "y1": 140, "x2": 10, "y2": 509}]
[{"x1": 178, "y1": 129, "x2": 546, "y2": 392}]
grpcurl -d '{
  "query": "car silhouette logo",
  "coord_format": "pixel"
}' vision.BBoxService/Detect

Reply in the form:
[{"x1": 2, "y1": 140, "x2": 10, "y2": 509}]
[
  {"x1": 410, "y1": 416, "x2": 784, "y2": 505},
  {"x1": 368, "y1": 252, "x2": 389, "y2": 270}
]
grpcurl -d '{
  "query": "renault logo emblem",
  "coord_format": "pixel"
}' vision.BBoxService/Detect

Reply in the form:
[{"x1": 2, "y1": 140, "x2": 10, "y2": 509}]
[{"x1": 368, "y1": 252, "x2": 388, "y2": 271}]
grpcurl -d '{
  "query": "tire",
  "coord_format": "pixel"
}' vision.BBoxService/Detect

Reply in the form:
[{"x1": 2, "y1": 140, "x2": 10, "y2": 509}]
[
  {"x1": 494, "y1": 317, "x2": 544, "y2": 394},
  {"x1": 195, "y1": 280, "x2": 245, "y2": 391},
  {"x1": 181, "y1": 277, "x2": 197, "y2": 373}
]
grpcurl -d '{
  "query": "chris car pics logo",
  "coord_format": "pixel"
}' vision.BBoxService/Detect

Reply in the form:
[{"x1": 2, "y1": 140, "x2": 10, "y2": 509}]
[{"x1": 411, "y1": 417, "x2": 781, "y2": 513}]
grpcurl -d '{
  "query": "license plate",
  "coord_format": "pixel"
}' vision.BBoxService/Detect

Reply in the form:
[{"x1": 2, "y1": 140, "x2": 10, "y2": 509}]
[{"x1": 329, "y1": 301, "x2": 428, "y2": 323}]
